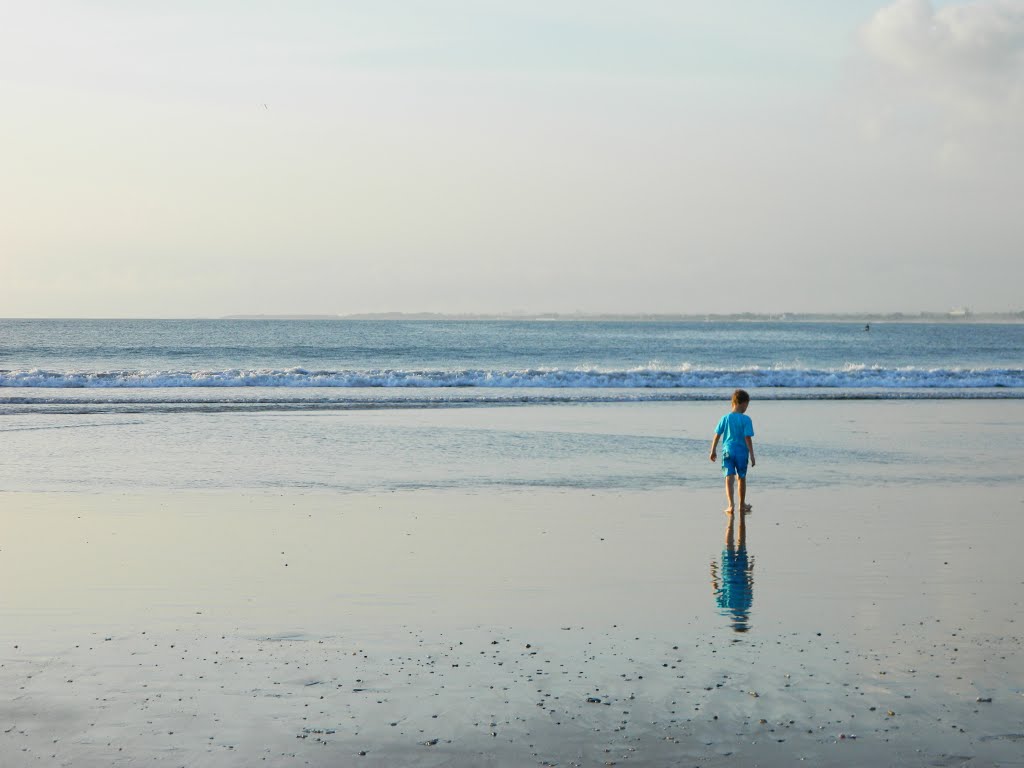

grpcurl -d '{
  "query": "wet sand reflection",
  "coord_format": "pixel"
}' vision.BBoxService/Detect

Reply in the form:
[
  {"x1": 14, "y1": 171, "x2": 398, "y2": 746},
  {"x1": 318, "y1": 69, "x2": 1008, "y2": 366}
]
[{"x1": 710, "y1": 510, "x2": 754, "y2": 632}]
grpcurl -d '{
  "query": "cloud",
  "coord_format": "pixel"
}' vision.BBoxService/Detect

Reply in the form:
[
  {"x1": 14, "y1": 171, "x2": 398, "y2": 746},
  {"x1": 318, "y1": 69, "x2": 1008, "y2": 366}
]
[{"x1": 859, "y1": 0, "x2": 1024, "y2": 122}]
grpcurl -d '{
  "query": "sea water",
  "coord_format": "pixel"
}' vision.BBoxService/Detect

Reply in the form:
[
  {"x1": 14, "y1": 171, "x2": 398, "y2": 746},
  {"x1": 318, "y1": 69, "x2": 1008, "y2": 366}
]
[
  {"x1": 1, "y1": 319, "x2": 1021, "y2": 394},
  {"x1": 0, "y1": 319, "x2": 1021, "y2": 492},
  {"x1": 3, "y1": 320, "x2": 1024, "y2": 757}
]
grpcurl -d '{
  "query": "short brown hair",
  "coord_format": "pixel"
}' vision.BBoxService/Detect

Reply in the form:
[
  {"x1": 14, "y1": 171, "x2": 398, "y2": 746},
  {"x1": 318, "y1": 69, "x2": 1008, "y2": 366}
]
[{"x1": 731, "y1": 389, "x2": 750, "y2": 406}]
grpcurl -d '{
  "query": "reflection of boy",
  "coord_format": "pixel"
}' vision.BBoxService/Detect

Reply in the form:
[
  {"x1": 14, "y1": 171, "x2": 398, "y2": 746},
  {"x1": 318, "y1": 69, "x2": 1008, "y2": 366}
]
[
  {"x1": 714, "y1": 545, "x2": 753, "y2": 633},
  {"x1": 712, "y1": 510, "x2": 753, "y2": 632},
  {"x1": 709, "y1": 389, "x2": 755, "y2": 515}
]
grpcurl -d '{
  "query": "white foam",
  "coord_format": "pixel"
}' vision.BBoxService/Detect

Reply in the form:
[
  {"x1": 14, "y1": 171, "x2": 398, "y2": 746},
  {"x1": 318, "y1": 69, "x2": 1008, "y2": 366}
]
[{"x1": 0, "y1": 365, "x2": 1021, "y2": 390}]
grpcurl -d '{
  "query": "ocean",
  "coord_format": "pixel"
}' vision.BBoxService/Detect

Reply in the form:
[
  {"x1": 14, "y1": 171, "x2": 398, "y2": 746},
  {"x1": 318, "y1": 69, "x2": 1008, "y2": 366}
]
[
  {"x1": 3, "y1": 320, "x2": 1023, "y2": 766},
  {"x1": 1, "y1": 319, "x2": 1021, "y2": 492},
  {"x1": 1, "y1": 319, "x2": 1021, "y2": 404}
]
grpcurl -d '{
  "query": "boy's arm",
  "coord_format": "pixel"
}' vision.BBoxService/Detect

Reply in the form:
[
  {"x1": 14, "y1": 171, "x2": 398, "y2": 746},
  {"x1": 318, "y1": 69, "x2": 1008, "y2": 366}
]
[
  {"x1": 709, "y1": 434, "x2": 720, "y2": 462},
  {"x1": 745, "y1": 436, "x2": 755, "y2": 466}
]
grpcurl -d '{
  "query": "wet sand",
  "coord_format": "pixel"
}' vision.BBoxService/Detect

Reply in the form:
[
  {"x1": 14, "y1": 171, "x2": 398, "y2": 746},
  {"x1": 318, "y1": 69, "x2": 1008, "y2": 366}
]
[{"x1": 2, "y1": 484, "x2": 1022, "y2": 767}]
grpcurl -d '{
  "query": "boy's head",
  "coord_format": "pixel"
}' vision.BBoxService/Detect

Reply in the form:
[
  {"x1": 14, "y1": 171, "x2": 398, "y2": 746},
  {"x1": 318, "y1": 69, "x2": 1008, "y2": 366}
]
[{"x1": 731, "y1": 389, "x2": 750, "y2": 412}]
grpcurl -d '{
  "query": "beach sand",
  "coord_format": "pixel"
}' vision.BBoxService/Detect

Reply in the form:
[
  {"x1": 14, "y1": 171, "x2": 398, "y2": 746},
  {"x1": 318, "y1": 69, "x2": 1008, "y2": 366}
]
[{"x1": 2, "y1": 481, "x2": 1022, "y2": 767}]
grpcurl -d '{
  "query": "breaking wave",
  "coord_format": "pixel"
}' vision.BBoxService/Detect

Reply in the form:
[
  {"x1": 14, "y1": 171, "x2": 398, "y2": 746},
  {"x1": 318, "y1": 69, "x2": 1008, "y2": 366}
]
[{"x1": 0, "y1": 364, "x2": 1021, "y2": 390}]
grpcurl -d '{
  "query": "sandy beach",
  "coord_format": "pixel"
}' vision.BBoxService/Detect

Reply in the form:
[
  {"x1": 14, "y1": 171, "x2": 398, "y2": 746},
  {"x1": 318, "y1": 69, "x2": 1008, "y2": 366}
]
[{"x1": 2, "y1": 468, "x2": 1022, "y2": 766}]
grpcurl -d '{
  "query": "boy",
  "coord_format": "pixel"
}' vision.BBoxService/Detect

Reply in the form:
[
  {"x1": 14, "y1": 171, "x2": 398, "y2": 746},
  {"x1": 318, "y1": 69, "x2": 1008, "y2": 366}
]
[{"x1": 709, "y1": 389, "x2": 755, "y2": 515}]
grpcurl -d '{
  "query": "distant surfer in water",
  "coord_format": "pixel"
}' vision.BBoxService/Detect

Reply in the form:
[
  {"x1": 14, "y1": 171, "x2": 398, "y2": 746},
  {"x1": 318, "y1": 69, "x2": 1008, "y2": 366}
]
[{"x1": 709, "y1": 389, "x2": 755, "y2": 515}]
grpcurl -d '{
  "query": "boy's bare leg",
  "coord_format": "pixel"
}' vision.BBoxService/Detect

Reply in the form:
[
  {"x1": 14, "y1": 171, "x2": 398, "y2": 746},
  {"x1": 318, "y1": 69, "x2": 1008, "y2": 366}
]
[
  {"x1": 738, "y1": 473, "x2": 752, "y2": 511},
  {"x1": 724, "y1": 476, "x2": 735, "y2": 514}
]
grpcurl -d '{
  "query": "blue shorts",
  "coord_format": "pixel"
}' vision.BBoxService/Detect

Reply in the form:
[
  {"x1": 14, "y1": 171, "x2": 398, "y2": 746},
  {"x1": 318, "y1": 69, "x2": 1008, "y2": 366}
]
[{"x1": 721, "y1": 452, "x2": 749, "y2": 478}]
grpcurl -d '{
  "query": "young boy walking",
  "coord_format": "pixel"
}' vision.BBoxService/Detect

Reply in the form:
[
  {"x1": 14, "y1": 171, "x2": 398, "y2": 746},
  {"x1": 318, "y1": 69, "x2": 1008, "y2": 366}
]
[{"x1": 709, "y1": 389, "x2": 755, "y2": 515}]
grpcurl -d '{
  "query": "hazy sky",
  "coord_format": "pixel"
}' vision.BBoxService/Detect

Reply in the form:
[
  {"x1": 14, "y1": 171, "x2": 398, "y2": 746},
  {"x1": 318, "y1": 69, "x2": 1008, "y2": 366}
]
[{"x1": 2, "y1": 0, "x2": 1022, "y2": 317}]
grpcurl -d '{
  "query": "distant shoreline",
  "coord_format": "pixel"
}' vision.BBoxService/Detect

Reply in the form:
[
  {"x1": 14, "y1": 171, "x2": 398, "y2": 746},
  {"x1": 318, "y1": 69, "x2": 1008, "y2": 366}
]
[{"x1": 220, "y1": 311, "x2": 1024, "y2": 323}]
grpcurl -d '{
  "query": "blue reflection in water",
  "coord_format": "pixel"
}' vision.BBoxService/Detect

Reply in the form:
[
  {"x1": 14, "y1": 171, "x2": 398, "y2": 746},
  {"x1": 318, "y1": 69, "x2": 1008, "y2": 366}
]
[{"x1": 711, "y1": 513, "x2": 754, "y2": 632}]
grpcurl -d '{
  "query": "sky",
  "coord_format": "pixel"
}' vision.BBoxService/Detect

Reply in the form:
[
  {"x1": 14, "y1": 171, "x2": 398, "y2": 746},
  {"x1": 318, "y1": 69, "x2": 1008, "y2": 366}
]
[{"x1": 1, "y1": 0, "x2": 1022, "y2": 317}]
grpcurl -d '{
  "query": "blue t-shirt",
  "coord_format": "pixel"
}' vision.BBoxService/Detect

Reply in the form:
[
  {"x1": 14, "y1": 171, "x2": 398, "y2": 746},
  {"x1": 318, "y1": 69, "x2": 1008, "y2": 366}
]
[{"x1": 715, "y1": 412, "x2": 754, "y2": 457}]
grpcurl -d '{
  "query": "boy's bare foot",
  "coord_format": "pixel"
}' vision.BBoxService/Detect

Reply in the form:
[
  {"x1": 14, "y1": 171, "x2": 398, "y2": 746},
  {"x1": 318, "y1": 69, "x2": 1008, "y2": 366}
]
[
  {"x1": 741, "y1": 503, "x2": 753, "y2": 513},
  {"x1": 724, "y1": 507, "x2": 734, "y2": 515}
]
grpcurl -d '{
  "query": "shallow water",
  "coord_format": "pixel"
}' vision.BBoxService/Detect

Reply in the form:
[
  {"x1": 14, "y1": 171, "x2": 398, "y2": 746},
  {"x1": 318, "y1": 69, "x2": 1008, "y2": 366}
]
[
  {"x1": 0, "y1": 400, "x2": 1020, "y2": 493},
  {"x1": 1, "y1": 398, "x2": 1022, "y2": 766},
  {"x1": 2, "y1": 401, "x2": 1021, "y2": 642}
]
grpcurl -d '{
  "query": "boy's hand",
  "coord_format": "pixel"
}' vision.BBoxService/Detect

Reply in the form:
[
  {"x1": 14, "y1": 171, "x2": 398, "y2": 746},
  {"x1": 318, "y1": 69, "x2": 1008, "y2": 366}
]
[
  {"x1": 709, "y1": 451, "x2": 716, "y2": 462},
  {"x1": 750, "y1": 456, "x2": 756, "y2": 467}
]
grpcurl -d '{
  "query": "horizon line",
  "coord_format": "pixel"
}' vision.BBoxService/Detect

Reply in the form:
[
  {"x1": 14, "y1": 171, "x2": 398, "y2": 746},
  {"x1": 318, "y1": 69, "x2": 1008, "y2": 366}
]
[{"x1": 3, "y1": 309, "x2": 1022, "y2": 322}]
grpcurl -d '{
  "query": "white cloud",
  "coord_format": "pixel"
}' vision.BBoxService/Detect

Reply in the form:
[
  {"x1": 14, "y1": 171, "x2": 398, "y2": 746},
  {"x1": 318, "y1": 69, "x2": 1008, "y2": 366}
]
[{"x1": 859, "y1": 0, "x2": 1024, "y2": 122}]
